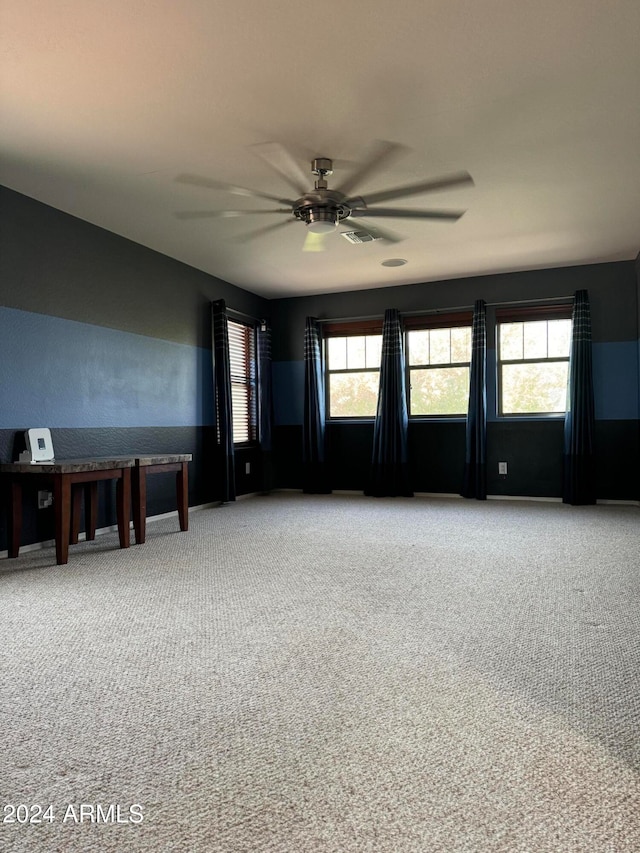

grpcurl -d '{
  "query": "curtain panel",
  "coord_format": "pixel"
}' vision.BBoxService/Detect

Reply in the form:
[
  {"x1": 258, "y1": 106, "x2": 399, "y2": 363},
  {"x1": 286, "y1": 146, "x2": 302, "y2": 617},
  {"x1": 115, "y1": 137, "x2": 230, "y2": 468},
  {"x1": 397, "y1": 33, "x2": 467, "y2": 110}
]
[
  {"x1": 211, "y1": 300, "x2": 236, "y2": 503},
  {"x1": 563, "y1": 289, "x2": 596, "y2": 505},
  {"x1": 257, "y1": 322, "x2": 274, "y2": 493},
  {"x1": 303, "y1": 317, "x2": 331, "y2": 493},
  {"x1": 461, "y1": 299, "x2": 487, "y2": 499},
  {"x1": 366, "y1": 308, "x2": 413, "y2": 498}
]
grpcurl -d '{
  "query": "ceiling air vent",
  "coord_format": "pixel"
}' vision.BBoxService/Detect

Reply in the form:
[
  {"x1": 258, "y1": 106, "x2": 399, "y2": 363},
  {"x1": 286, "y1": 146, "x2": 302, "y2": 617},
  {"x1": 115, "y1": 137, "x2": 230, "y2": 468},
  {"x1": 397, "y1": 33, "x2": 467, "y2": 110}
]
[{"x1": 341, "y1": 230, "x2": 380, "y2": 244}]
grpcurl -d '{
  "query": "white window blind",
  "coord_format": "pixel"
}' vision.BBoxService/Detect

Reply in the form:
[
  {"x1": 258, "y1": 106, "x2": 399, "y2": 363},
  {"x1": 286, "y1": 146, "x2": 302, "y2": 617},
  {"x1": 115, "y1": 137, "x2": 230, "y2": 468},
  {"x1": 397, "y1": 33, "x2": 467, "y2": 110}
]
[{"x1": 228, "y1": 320, "x2": 257, "y2": 444}]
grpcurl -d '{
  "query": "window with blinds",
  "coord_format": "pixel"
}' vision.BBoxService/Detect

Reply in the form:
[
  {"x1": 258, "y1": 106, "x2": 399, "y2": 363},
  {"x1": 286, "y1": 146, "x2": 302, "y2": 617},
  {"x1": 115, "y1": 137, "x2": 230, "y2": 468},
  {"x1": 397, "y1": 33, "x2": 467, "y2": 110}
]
[{"x1": 228, "y1": 320, "x2": 257, "y2": 444}]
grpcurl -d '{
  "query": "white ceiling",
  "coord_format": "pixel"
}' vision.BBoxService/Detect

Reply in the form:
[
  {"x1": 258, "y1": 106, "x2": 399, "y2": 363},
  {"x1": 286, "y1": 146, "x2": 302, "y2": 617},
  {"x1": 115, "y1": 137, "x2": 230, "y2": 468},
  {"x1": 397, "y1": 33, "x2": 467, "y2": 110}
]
[{"x1": 2, "y1": 0, "x2": 640, "y2": 299}]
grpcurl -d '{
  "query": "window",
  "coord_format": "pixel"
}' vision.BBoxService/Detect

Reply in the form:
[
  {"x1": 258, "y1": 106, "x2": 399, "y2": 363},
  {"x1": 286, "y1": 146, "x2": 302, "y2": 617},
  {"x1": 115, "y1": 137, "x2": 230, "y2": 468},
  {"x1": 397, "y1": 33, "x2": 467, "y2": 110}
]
[
  {"x1": 228, "y1": 320, "x2": 257, "y2": 443},
  {"x1": 406, "y1": 316, "x2": 472, "y2": 416},
  {"x1": 497, "y1": 310, "x2": 572, "y2": 416},
  {"x1": 325, "y1": 321, "x2": 382, "y2": 418}
]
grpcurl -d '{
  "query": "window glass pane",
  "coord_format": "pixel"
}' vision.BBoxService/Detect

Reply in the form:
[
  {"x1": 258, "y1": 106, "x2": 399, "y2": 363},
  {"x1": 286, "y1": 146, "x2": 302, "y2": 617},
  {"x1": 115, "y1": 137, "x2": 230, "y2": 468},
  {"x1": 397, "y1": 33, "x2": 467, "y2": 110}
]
[
  {"x1": 410, "y1": 367, "x2": 469, "y2": 415},
  {"x1": 327, "y1": 337, "x2": 347, "y2": 370},
  {"x1": 429, "y1": 328, "x2": 451, "y2": 364},
  {"x1": 451, "y1": 327, "x2": 472, "y2": 363},
  {"x1": 523, "y1": 321, "x2": 548, "y2": 359},
  {"x1": 364, "y1": 335, "x2": 382, "y2": 368},
  {"x1": 346, "y1": 336, "x2": 366, "y2": 369},
  {"x1": 329, "y1": 372, "x2": 379, "y2": 417},
  {"x1": 548, "y1": 319, "x2": 572, "y2": 357},
  {"x1": 501, "y1": 362, "x2": 569, "y2": 414},
  {"x1": 408, "y1": 330, "x2": 430, "y2": 365},
  {"x1": 500, "y1": 323, "x2": 523, "y2": 360}
]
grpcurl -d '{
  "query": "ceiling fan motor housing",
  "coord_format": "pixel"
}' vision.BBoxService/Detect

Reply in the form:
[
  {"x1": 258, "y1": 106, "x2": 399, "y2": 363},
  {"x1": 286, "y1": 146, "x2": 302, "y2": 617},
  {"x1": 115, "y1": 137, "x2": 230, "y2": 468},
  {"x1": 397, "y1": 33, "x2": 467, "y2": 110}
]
[{"x1": 294, "y1": 189, "x2": 352, "y2": 232}]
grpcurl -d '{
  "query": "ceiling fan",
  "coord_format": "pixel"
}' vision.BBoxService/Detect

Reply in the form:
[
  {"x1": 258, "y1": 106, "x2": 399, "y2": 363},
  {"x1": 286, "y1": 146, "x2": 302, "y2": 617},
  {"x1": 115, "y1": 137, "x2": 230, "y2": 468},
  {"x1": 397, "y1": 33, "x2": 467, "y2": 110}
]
[{"x1": 174, "y1": 140, "x2": 473, "y2": 251}]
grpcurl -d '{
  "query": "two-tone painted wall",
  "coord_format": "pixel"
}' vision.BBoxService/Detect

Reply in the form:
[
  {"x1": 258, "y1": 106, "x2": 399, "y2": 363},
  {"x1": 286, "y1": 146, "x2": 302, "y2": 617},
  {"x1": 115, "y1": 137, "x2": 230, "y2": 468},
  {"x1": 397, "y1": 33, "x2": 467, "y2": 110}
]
[
  {"x1": 270, "y1": 262, "x2": 640, "y2": 500},
  {"x1": 2, "y1": 185, "x2": 638, "y2": 556},
  {"x1": 0, "y1": 187, "x2": 268, "y2": 550}
]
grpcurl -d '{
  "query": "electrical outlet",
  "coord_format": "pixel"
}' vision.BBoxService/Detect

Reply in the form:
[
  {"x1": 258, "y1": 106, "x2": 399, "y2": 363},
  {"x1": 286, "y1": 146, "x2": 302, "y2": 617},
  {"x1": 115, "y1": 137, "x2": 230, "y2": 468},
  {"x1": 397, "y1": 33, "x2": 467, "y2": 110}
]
[
  {"x1": 245, "y1": 462, "x2": 250, "y2": 475},
  {"x1": 38, "y1": 490, "x2": 53, "y2": 509},
  {"x1": 498, "y1": 462, "x2": 508, "y2": 476}
]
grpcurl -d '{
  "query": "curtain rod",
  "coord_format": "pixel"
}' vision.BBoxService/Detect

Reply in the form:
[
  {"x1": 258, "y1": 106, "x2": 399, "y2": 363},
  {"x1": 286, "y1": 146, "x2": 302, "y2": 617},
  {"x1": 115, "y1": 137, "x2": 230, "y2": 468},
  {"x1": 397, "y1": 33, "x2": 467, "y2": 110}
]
[
  {"x1": 317, "y1": 295, "x2": 573, "y2": 324},
  {"x1": 227, "y1": 307, "x2": 266, "y2": 326}
]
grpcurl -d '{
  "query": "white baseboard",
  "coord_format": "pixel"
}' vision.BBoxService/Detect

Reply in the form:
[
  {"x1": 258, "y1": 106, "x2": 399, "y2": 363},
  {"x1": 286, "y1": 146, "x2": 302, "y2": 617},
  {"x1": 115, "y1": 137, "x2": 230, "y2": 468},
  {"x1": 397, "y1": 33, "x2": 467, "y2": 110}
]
[
  {"x1": 0, "y1": 501, "x2": 220, "y2": 560},
  {"x1": 274, "y1": 488, "x2": 639, "y2": 507},
  {"x1": 3, "y1": 491, "x2": 637, "y2": 559},
  {"x1": 487, "y1": 494, "x2": 562, "y2": 502}
]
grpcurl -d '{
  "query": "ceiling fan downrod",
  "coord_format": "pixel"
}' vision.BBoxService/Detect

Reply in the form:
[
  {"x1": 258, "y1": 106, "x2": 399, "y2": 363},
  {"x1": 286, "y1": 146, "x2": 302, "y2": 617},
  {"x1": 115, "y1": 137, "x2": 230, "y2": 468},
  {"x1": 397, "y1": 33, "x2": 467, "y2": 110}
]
[{"x1": 311, "y1": 157, "x2": 333, "y2": 189}]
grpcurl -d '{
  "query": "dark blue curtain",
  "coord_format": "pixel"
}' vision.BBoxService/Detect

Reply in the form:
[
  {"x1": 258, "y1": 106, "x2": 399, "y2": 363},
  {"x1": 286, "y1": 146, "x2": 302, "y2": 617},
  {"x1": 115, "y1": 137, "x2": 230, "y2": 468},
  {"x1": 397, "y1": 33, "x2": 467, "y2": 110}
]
[
  {"x1": 212, "y1": 300, "x2": 236, "y2": 503},
  {"x1": 257, "y1": 322, "x2": 274, "y2": 493},
  {"x1": 366, "y1": 308, "x2": 413, "y2": 497},
  {"x1": 303, "y1": 317, "x2": 331, "y2": 493},
  {"x1": 461, "y1": 300, "x2": 487, "y2": 499},
  {"x1": 563, "y1": 289, "x2": 596, "y2": 505}
]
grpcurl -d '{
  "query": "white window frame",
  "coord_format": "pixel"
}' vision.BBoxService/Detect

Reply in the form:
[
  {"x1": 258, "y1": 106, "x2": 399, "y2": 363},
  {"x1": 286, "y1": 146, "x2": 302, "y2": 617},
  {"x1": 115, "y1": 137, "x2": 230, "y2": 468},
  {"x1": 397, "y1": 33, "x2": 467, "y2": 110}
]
[
  {"x1": 496, "y1": 309, "x2": 573, "y2": 418},
  {"x1": 405, "y1": 314, "x2": 473, "y2": 419}
]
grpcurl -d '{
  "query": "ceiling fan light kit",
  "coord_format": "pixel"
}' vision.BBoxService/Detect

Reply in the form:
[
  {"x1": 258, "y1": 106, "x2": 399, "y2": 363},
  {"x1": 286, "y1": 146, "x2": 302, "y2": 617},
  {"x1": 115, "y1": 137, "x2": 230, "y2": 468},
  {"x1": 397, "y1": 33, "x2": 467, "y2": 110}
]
[{"x1": 175, "y1": 141, "x2": 473, "y2": 251}]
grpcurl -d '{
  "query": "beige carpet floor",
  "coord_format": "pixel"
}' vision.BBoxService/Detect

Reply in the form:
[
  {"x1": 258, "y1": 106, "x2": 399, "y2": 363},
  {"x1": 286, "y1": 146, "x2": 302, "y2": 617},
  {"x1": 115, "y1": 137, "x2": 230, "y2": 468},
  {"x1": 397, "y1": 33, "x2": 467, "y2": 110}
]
[{"x1": 1, "y1": 492, "x2": 639, "y2": 852}]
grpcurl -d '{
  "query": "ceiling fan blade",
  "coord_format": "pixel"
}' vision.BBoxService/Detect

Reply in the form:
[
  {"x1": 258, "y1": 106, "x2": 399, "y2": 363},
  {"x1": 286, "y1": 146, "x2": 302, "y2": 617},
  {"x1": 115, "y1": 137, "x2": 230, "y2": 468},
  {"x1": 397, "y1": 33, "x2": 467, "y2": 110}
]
[
  {"x1": 349, "y1": 171, "x2": 474, "y2": 206},
  {"x1": 174, "y1": 209, "x2": 291, "y2": 220},
  {"x1": 334, "y1": 140, "x2": 408, "y2": 197},
  {"x1": 175, "y1": 173, "x2": 295, "y2": 206},
  {"x1": 348, "y1": 218, "x2": 404, "y2": 244},
  {"x1": 302, "y1": 231, "x2": 327, "y2": 253},
  {"x1": 350, "y1": 207, "x2": 466, "y2": 221},
  {"x1": 233, "y1": 218, "x2": 297, "y2": 243},
  {"x1": 249, "y1": 142, "x2": 309, "y2": 196}
]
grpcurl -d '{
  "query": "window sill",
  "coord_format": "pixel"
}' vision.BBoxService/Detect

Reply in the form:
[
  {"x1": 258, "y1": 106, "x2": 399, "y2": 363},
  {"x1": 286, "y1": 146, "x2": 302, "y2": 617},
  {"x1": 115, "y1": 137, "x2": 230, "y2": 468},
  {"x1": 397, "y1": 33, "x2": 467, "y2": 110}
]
[
  {"x1": 495, "y1": 414, "x2": 566, "y2": 422},
  {"x1": 327, "y1": 418, "x2": 376, "y2": 424},
  {"x1": 409, "y1": 416, "x2": 467, "y2": 423}
]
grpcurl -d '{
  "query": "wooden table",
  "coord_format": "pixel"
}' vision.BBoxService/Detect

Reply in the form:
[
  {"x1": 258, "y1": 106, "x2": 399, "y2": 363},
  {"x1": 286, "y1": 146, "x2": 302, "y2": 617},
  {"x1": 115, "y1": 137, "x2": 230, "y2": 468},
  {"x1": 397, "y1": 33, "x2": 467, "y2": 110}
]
[
  {"x1": 131, "y1": 454, "x2": 192, "y2": 544},
  {"x1": 1, "y1": 458, "x2": 133, "y2": 565}
]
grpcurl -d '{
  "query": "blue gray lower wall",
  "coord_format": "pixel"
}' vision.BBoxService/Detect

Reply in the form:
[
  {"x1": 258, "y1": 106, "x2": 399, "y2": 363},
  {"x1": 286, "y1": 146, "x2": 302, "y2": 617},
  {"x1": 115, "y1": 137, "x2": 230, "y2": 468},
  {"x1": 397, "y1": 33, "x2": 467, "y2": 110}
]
[{"x1": 0, "y1": 307, "x2": 214, "y2": 429}]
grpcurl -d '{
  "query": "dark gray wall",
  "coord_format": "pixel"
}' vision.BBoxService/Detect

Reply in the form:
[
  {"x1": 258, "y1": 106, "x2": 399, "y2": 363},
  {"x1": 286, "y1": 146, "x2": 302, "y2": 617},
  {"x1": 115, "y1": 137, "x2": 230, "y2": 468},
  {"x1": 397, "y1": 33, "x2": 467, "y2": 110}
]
[
  {"x1": 1, "y1": 186, "x2": 265, "y2": 346},
  {"x1": 271, "y1": 262, "x2": 638, "y2": 360}
]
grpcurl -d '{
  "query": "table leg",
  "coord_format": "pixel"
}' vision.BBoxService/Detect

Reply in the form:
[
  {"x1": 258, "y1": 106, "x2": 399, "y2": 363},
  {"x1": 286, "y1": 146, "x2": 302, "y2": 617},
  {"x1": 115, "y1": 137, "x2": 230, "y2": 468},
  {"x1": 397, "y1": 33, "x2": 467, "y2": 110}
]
[
  {"x1": 116, "y1": 467, "x2": 131, "y2": 549},
  {"x1": 177, "y1": 462, "x2": 188, "y2": 531},
  {"x1": 8, "y1": 479, "x2": 22, "y2": 558},
  {"x1": 53, "y1": 475, "x2": 71, "y2": 565},
  {"x1": 132, "y1": 466, "x2": 146, "y2": 545},
  {"x1": 71, "y1": 486, "x2": 82, "y2": 544},
  {"x1": 85, "y1": 482, "x2": 98, "y2": 540}
]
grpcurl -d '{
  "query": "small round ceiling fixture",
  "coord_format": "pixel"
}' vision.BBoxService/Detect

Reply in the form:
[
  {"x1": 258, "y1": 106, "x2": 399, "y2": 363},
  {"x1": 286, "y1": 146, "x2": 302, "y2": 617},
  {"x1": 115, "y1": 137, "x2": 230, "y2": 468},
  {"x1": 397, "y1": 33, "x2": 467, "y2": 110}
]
[{"x1": 381, "y1": 258, "x2": 407, "y2": 267}]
